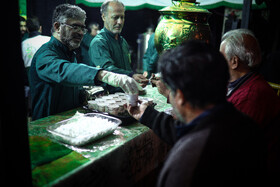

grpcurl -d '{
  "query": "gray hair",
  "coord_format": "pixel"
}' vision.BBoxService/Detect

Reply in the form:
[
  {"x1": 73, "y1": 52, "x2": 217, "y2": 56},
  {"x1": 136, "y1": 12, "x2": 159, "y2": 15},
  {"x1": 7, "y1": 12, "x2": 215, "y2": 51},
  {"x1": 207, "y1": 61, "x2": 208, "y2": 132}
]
[
  {"x1": 221, "y1": 29, "x2": 260, "y2": 68},
  {"x1": 51, "y1": 4, "x2": 86, "y2": 33},
  {"x1": 100, "y1": 0, "x2": 125, "y2": 15}
]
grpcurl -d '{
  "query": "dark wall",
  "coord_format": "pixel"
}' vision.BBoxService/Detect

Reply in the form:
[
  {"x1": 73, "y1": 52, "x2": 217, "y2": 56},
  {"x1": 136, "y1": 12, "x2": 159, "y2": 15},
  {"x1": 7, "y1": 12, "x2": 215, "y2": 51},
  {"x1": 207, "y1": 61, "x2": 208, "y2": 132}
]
[
  {"x1": 26, "y1": 0, "x2": 279, "y2": 65},
  {"x1": 27, "y1": 0, "x2": 74, "y2": 36},
  {"x1": 27, "y1": 0, "x2": 160, "y2": 65},
  {"x1": 208, "y1": 7, "x2": 225, "y2": 50},
  {"x1": 27, "y1": 0, "x2": 160, "y2": 51},
  {"x1": 1, "y1": 1, "x2": 32, "y2": 186}
]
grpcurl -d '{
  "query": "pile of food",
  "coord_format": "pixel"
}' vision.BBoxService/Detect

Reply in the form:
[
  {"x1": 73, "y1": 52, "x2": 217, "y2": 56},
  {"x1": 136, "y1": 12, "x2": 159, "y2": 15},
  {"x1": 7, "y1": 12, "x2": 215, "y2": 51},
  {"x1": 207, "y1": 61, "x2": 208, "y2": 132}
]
[{"x1": 47, "y1": 112, "x2": 121, "y2": 146}]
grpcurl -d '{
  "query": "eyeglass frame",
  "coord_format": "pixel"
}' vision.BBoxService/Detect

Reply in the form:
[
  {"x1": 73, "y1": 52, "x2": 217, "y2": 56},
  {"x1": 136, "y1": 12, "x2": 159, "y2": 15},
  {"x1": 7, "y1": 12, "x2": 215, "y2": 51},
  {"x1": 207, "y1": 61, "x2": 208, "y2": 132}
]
[{"x1": 60, "y1": 22, "x2": 88, "y2": 34}]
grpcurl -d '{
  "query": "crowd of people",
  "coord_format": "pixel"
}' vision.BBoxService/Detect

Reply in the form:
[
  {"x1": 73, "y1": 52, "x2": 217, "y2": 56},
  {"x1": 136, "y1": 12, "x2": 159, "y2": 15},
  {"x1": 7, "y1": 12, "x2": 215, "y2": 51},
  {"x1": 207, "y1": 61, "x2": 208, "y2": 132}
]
[{"x1": 20, "y1": 0, "x2": 280, "y2": 186}]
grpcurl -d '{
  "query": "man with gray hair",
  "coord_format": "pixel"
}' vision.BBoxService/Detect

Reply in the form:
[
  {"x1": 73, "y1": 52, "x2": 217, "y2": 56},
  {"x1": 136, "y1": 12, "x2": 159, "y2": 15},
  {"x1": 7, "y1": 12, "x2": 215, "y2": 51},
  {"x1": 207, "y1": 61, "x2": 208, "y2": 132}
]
[
  {"x1": 29, "y1": 4, "x2": 142, "y2": 120},
  {"x1": 220, "y1": 28, "x2": 280, "y2": 128},
  {"x1": 89, "y1": 0, "x2": 148, "y2": 93}
]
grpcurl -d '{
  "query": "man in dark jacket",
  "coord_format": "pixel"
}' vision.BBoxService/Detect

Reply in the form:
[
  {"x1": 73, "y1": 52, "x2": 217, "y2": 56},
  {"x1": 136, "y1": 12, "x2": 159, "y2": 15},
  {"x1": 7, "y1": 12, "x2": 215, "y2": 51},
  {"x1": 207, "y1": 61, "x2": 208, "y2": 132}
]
[{"x1": 126, "y1": 40, "x2": 267, "y2": 187}]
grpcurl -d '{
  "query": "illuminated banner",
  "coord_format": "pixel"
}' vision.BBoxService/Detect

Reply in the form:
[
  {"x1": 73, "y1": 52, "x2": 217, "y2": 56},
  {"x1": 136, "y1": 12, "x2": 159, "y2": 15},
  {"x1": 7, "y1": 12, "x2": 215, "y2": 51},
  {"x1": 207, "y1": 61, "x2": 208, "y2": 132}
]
[{"x1": 76, "y1": 0, "x2": 266, "y2": 10}]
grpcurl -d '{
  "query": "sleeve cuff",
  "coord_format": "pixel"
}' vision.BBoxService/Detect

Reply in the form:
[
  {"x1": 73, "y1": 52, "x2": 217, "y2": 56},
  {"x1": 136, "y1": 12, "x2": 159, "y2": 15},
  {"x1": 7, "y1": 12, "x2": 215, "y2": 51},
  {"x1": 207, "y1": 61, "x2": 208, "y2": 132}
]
[
  {"x1": 128, "y1": 71, "x2": 134, "y2": 77},
  {"x1": 139, "y1": 106, "x2": 159, "y2": 128},
  {"x1": 93, "y1": 68, "x2": 104, "y2": 85}
]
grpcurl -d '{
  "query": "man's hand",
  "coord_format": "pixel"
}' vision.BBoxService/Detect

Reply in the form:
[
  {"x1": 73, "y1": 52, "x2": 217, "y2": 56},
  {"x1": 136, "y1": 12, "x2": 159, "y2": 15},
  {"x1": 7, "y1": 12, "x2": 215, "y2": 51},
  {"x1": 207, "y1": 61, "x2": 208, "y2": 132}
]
[
  {"x1": 125, "y1": 101, "x2": 149, "y2": 121},
  {"x1": 98, "y1": 71, "x2": 142, "y2": 94},
  {"x1": 133, "y1": 74, "x2": 149, "y2": 88},
  {"x1": 151, "y1": 79, "x2": 170, "y2": 99}
]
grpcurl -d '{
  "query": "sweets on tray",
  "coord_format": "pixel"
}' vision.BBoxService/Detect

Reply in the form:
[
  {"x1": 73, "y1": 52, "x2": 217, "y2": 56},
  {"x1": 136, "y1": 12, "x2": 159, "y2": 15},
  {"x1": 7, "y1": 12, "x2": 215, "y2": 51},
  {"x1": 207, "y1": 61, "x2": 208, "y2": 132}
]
[
  {"x1": 87, "y1": 92, "x2": 153, "y2": 116},
  {"x1": 47, "y1": 112, "x2": 121, "y2": 146}
]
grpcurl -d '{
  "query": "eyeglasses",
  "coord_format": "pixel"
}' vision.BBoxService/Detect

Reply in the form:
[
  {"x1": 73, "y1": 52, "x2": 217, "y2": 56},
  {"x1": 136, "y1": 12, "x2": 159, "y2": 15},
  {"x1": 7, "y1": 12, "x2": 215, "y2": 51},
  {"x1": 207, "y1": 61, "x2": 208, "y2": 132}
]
[{"x1": 61, "y1": 23, "x2": 88, "y2": 34}]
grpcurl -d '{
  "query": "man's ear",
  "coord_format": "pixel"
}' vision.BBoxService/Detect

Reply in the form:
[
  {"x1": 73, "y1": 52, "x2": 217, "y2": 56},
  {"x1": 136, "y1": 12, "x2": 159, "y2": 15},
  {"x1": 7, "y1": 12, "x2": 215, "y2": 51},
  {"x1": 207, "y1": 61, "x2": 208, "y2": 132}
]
[
  {"x1": 174, "y1": 89, "x2": 186, "y2": 107},
  {"x1": 39, "y1": 26, "x2": 42, "y2": 33},
  {"x1": 101, "y1": 13, "x2": 106, "y2": 22},
  {"x1": 229, "y1": 56, "x2": 239, "y2": 70},
  {"x1": 53, "y1": 22, "x2": 60, "y2": 33}
]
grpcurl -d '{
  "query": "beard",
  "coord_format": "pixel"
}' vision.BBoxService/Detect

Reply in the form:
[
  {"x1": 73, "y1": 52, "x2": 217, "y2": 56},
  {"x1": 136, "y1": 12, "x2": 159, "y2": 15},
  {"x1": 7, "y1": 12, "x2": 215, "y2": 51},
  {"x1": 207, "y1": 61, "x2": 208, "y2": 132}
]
[
  {"x1": 60, "y1": 27, "x2": 83, "y2": 50},
  {"x1": 172, "y1": 106, "x2": 186, "y2": 123},
  {"x1": 105, "y1": 22, "x2": 123, "y2": 35}
]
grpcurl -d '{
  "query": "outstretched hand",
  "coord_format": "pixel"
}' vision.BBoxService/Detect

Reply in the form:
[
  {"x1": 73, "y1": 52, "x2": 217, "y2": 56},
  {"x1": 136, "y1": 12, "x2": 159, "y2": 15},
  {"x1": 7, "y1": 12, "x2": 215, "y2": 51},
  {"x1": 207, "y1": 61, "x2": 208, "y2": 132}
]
[
  {"x1": 133, "y1": 74, "x2": 149, "y2": 88},
  {"x1": 124, "y1": 101, "x2": 149, "y2": 121},
  {"x1": 99, "y1": 71, "x2": 143, "y2": 94},
  {"x1": 151, "y1": 79, "x2": 170, "y2": 99}
]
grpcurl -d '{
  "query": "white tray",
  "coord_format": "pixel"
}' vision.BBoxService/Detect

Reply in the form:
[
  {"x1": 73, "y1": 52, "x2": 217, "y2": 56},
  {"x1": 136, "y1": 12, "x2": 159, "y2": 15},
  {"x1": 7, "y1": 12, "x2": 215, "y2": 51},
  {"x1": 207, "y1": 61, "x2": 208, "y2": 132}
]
[{"x1": 47, "y1": 113, "x2": 122, "y2": 146}]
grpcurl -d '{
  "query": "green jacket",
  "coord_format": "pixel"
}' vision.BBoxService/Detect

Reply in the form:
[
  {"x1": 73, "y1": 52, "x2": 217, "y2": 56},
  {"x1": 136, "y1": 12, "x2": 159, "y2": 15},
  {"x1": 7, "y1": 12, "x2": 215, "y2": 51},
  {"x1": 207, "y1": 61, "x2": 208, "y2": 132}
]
[
  {"x1": 79, "y1": 32, "x2": 94, "y2": 66},
  {"x1": 88, "y1": 27, "x2": 133, "y2": 93},
  {"x1": 142, "y1": 33, "x2": 159, "y2": 78},
  {"x1": 89, "y1": 27, "x2": 133, "y2": 75},
  {"x1": 29, "y1": 36, "x2": 102, "y2": 120}
]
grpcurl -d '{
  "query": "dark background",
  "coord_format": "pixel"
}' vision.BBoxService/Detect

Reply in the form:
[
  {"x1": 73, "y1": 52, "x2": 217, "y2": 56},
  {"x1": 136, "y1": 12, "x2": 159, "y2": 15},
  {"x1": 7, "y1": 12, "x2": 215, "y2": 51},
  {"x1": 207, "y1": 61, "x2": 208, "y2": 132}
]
[{"x1": 26, "y1": 0, "x2": 280, "y2": 70}]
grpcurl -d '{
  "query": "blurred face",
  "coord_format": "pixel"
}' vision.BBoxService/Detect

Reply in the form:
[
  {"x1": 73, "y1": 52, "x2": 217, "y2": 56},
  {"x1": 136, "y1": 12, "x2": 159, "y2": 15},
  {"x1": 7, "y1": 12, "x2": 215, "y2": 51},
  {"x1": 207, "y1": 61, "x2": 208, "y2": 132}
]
[
  {"x1": 169, "y1": 89, "x2": 186, "y2": 123},
  {"x1": 90, "y1": 25, "x2": 99, "y2": 37},
  {"x1": 59, "y1": 19, "x2": 85, "y2": 50},
  {"x1": 102, "y1": 2, "x2": 125, "y2": 36},
  {"x1": 20, "y1": 21, "x2": 27, "y2": 35}
]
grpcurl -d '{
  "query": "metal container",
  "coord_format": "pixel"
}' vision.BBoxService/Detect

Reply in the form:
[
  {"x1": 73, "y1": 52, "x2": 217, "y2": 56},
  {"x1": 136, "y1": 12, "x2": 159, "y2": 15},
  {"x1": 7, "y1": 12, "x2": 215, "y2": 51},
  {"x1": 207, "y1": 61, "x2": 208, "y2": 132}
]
[{"x1": 155, "y1": 0, "x2": 211, "y2": 54}]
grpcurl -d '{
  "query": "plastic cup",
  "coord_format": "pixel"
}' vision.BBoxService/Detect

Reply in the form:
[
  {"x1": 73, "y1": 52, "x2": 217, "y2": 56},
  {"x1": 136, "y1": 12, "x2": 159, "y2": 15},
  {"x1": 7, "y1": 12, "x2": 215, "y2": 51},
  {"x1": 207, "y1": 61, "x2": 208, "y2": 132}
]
[{"x1": 127, "y1": 94, "x2": 138, "y2": 107}]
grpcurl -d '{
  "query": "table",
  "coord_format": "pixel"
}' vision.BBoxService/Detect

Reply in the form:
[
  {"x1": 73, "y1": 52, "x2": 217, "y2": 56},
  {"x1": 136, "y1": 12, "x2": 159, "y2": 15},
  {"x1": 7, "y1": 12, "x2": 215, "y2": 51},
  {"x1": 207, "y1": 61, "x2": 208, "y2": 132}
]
[{"x1": 28, "y1": 85, "x2": 172, "y2": 186}]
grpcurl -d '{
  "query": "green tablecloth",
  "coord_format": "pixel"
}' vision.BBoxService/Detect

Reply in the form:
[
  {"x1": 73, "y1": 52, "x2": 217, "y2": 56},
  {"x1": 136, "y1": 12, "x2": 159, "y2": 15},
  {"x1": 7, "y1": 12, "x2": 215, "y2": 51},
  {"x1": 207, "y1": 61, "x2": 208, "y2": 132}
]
[{"x1": 28, "y1": 85, "x2": 171, "y2": 186}]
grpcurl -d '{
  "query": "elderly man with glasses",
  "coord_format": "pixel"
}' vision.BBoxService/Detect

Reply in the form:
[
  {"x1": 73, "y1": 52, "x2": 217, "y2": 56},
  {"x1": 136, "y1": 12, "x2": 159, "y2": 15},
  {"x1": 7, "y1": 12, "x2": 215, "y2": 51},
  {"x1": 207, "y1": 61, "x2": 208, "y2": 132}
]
[{"x1": 29, "y1": 4, "x2": 142, "y2": 120}]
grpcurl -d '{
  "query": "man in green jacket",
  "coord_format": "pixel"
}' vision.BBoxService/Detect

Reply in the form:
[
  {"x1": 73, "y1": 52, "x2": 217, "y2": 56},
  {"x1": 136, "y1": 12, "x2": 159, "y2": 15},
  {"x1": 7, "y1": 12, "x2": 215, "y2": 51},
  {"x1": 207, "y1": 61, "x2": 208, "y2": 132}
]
[
  {"x1": 89, "y1": 0, "x2": 148, "y2": 93},
  {"x1": 78, "y1": 23, "x2": 99, "y2": 66},
  {"x1": 143, "y1": 33, "x2": 159, "y2": 78},
  {"x1": 29, "y1": 4, "x2": 141, "y2": 120}
]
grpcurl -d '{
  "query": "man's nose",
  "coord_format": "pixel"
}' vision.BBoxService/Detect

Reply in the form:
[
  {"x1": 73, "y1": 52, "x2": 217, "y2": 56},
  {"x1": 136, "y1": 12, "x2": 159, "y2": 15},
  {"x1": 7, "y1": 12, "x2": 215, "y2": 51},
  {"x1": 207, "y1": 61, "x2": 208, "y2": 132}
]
[
  {"x1": 77, "y1": 29, "x2": 84, "y2": 35},
  {"x1": 117, "y1": 17, "x2": 123, "y2": 24}
]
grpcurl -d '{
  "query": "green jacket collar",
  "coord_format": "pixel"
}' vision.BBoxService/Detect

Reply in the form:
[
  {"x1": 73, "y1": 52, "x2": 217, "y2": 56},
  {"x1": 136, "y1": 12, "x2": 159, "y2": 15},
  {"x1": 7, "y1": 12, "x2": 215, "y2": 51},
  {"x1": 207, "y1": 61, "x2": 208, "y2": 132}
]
[{"x1": 103, "y1": 27, "x2": 122, "y2": 41}]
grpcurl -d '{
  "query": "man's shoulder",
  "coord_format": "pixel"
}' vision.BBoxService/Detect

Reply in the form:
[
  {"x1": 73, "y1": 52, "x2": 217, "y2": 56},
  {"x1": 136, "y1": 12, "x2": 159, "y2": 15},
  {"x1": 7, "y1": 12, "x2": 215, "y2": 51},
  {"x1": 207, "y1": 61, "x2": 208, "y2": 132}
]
[
  {"x1": 230, "y1": 73, "x2": 274, "y2": 99},
  {"x1": 35, "y1": 35, "x2": 51, "y2": 42},
  {"x1": 242, "y1": 73, "x2": 271, "y2": 90},
  {"x1": 158, "y1": 127, "x2": 210, "y2": 184},
  {"x1": 90, "y1": 32, "x2": 109, "y2": 46},
  {"x1": 32, "y1": 38, "x2": 61, "y2": 62},
  {"x1": 35, "y1": 40, "x2": 53, "y2": 53}
]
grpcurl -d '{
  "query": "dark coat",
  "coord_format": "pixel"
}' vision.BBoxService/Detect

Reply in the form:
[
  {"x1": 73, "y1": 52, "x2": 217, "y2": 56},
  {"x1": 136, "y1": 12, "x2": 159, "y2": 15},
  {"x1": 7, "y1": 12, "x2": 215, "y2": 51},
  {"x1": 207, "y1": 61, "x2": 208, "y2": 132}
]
[{"x1": 140, "y1": 102, "x2": 267, "y2": 187}]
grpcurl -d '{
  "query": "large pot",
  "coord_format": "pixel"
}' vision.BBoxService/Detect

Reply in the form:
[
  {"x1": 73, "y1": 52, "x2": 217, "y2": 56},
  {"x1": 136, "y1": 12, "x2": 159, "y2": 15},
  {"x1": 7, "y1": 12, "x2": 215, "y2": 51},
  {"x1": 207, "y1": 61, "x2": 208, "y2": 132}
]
[{"x1": 154, "y1": 0, "x2": 211, "y2": 54}]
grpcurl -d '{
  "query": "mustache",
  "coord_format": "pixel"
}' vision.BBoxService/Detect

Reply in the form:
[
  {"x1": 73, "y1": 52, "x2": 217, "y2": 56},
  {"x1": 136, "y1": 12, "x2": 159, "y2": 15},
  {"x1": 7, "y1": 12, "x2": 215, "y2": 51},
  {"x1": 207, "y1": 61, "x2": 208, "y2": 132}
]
[
  {"x1": 114, "y1": 24, "x2": 123, "y2": 29},
  {"x1": 72, "y1": 33, "x2": 83, "y2": 39}
]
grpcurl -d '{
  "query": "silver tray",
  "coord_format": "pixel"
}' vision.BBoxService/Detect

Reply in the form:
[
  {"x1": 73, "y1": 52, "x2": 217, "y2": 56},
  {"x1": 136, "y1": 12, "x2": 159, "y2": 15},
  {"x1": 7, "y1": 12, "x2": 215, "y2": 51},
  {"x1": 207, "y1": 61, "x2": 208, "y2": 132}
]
[{"x1": 47, "y1": 113, "x2": 122, "y2": 146}]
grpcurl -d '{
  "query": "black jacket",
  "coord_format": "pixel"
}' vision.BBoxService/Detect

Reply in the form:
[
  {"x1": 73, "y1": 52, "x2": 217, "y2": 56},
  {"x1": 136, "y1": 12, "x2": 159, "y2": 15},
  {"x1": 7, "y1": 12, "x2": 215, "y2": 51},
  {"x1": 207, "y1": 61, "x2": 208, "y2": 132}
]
[{"x1": 140, "y1": 102, "x2": 267, "y2": 187}]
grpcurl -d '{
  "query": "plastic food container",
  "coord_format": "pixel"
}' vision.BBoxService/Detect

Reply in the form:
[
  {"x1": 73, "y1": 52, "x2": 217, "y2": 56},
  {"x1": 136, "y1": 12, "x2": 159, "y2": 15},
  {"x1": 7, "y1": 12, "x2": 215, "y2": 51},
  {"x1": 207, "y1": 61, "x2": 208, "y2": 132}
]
[
  {"x1": 127, "y1": 94, "x2": 138, "y2": 107},
  {"x1": 47, "y1": 113, "x2": 122, "y2": 146}
]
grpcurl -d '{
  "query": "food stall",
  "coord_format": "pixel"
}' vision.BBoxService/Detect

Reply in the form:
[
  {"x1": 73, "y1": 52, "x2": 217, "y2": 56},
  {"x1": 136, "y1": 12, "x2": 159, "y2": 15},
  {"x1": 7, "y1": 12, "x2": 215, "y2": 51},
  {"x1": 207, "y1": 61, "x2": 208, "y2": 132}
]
[{"x1": 28, "y1": 85, "x2": 171, "y2": 186}]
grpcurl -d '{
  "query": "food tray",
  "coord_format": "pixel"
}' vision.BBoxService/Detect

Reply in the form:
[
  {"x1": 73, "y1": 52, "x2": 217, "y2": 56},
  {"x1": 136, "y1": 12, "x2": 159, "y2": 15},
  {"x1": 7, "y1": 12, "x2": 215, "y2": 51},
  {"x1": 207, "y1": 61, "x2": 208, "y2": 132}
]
[{"x1": 47, "y1": 113, "x2": 122, "y2": 146}]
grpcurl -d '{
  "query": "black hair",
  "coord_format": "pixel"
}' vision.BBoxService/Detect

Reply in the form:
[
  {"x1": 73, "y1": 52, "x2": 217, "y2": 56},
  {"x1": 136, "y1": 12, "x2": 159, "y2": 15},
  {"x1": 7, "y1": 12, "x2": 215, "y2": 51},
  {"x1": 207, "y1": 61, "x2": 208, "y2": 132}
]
[
  {"x1": 51, "y1": 4, "x2": 86, "y2": 33},
  {"x1": 26, "y1": 16, "x2": 40, "y2": 33},
  {"x1": 20, "y1": 16, "x2": 26, "y2": 22},
  {"x1": 159, "y1": 40, "x2": 229, "y2": 108},
  {"x1": 88, "y1": 22, "x2": 99, "y2": 31}
]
